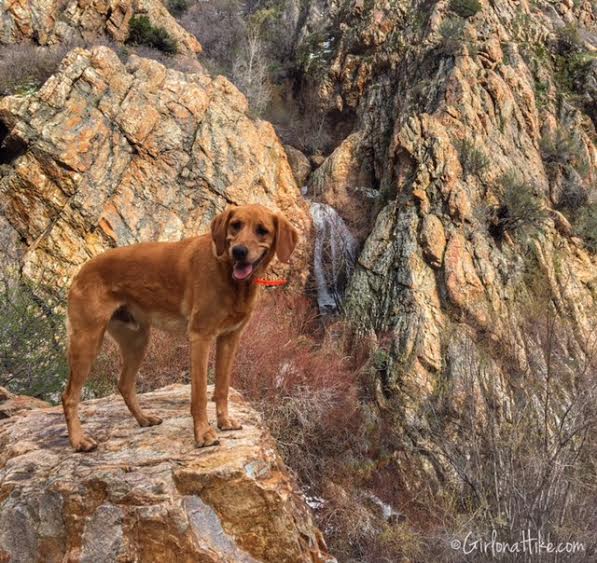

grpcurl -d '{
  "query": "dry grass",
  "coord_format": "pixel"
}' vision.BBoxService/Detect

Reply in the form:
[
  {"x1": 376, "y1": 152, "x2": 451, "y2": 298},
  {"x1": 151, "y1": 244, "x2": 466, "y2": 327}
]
[{"x1": 234, "y1": 292, "x2": 365, "y2": 487}]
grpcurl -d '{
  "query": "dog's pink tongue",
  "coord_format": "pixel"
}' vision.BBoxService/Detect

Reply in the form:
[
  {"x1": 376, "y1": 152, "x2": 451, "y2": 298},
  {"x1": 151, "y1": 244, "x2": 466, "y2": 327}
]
[{"x1": 233, "y1": 263, "x2": 253, "y2": 281}]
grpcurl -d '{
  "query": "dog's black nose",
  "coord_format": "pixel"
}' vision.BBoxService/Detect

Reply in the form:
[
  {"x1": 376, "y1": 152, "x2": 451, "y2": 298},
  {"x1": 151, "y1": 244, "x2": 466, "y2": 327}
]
[{"x1": 232, "y1": 245, "x2": 248, "y2": 261}]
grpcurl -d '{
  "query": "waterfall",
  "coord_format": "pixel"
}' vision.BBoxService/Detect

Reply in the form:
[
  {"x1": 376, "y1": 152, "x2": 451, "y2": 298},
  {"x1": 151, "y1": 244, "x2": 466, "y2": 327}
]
[{"x1": 309, "y1": 202, "x2": 358, "y2": 313}]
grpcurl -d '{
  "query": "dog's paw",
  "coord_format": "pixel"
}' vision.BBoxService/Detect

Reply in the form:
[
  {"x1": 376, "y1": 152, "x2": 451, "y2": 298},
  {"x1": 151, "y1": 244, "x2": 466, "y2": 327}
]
[
  {"x1": 195, "y1": 426, "x2": 220, "y2": 448},
  {"x1": 72, "y1": 434, "x2": 98, "y2": 452},
  {"x1": 217, "y1": 417, "x2": 242, "y2": 431},
  {"x1": 138, "y1": 414, "x2": 163, "y2": 427}
]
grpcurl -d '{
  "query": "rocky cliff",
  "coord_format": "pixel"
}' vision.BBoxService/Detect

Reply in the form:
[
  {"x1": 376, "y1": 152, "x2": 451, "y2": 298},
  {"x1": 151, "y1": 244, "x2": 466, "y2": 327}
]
[
  {"x1": 1, "y1": 0, "x2": 596, "y2": 558},
  {"x1": 285, "y1": 0, "x2": 597, "y2": 488},
  {"x1": 0, "y1": 384, "x2": 332, "y2": 562},
  {"x1": 0, "y1": 46, "x2": 310, "y2": 289},
  {"x1": 0, "y1": 0, "x2": 201, "y2": 55}
]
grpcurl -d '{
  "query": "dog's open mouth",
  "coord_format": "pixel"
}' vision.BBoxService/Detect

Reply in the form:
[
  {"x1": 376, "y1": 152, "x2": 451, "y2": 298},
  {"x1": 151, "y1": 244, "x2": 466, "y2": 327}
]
[
  {"x1": 232, "y1": 252, "x2": 266, "y2": 281},
  {"x1": 232, "y1": 262, "x2": 254, "y2": 281}
]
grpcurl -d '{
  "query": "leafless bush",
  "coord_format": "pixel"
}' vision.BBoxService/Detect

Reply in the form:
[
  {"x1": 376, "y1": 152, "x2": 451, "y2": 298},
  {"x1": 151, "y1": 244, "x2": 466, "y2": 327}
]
[
  {"x1": 233, "y1": 293, "x2": 365, "y2": 485},
  {"x1": 89, "y1": 329, "x2": 190, "y2": 398},
  {"x1": 231, "y1": 25, "x2": 272, "y2": 115},
  {"x1": 277, "y1": 108, "x2": 335, "y2": 155},
  {"x1": 179, "y1": 0, "x2": 245, "y2": 75},
  {"x1": 425, "y1": 277, "x2": 597, "y2": 558},
  {"x1": 0, "y1": 43, "x2": 69, "y2": 96}
]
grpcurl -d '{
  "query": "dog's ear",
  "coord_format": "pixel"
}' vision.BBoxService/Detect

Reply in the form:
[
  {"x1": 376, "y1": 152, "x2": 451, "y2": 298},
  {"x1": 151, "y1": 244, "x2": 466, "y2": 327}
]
[
  {"x1": 275, "y1": 214, "x2": 298, "y2": 263},
  {"x1": 211, "y1": 208, "x2": 233, "y2": 256}
]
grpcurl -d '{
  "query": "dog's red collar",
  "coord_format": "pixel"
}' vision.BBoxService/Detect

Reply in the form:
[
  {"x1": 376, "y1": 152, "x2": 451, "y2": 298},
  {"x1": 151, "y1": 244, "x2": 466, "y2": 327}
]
[{"x1": 254, "y1": 278, "x2": 288, "y2": 287}]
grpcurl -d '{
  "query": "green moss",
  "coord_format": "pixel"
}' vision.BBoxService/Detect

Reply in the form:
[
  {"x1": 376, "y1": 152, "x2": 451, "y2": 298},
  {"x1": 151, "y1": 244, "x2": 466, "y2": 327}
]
[{"x1": 127, "y1": 15, "x2": 178, "y2": 55}]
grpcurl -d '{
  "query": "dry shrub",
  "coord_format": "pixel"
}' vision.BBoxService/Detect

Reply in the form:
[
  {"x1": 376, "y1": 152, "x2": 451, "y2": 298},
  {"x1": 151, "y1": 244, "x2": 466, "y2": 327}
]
[
  {"x1": 234, "y1": 292, "x2": 364, "y2": 488},
  {"x1": 0, "y1": 43, "x2": 68, "y2": 96},
  {"x1": 421, "y1": 273, "x2": 597, "y2": 559},
  {"x1": 235, "y1": 292, "x2": 422, "y2": 561},
  {"x1": 89, "y1": 330, "x2": 189, "y2": 397},
  {"x1": 179, "y1": 0, "x2": 245, "y2": 76}
]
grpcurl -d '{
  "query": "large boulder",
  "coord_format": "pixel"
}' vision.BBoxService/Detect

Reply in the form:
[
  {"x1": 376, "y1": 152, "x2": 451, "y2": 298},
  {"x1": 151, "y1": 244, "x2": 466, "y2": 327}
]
[
  {"x1": 0, "y1": 384, "x2": 333, "y2": 562},
  {"x1": 0, "y1": 0, "x2": 202, "y2": 56},
  {"x1": 0, "y1": 47, "x2": 311, "y2": 289}
]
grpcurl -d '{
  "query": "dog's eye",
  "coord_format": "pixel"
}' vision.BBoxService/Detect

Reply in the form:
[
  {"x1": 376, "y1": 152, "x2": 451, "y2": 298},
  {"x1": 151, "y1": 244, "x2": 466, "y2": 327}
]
[
  {"x1": 256, "y1": 225, "x2": 269, "y2": 236},
  {"x1": 230, "y1": 221, "x2": 242, "y2": 231}
]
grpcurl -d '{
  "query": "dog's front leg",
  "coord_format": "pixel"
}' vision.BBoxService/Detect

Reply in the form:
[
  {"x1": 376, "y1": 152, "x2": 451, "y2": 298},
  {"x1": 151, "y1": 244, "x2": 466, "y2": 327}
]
[
  {"x1": 190, "y1": 332, "x2": 219, "y2": 447},
  {"x1": 214, "y1": 330, "x2": 243, "y2": 431}
]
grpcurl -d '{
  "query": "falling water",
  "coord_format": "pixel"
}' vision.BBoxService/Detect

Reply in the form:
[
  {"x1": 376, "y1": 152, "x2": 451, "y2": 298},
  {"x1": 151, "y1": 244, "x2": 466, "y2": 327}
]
[{"x1": 309, "y1": 202, "x2": 358, "y2": 313}]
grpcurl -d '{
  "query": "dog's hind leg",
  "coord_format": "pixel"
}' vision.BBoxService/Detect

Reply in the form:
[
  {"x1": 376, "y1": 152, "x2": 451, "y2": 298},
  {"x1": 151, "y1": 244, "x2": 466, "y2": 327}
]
[
  {"x1": 108, "y1": 318, "x2": 162, "y2": 428},
  {"x1": 63, "y1": 319, "x2": 108, "y2": 452}
]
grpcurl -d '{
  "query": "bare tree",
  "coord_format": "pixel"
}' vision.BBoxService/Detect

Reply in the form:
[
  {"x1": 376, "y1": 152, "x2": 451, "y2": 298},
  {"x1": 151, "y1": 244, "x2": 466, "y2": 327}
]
[{"x1": 232, "y1": 24, "x2": 271, "y2": 115}]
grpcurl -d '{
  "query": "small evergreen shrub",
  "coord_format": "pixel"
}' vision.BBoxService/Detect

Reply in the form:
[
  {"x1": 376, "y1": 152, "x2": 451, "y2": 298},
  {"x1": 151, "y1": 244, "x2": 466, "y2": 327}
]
[
  {"x1": 456, "y1": 137, "x2": 489, "y2": 177},
  {"x1": 438, "y1": 17, "x2": 466, "y2": 55},
  {"x1": 168, "y1": 0, "x2": 189, "y2": 16},
  {"x1": 449, "y1": 0, "x2": 482, "y2": 18},
  {"x1": 556, "y1": 23, "x2": 582, "y2": 55},
  {"x1": 558, "y1": 179, "x2": 589, "y2": 212},
  {"x1": 488, "y1": 172, "x2": 547, "y2": 239},
  {"x1": 574, "y1": 203, "x2": 597, "y2": 253},
  {"x1": 0, "y1": 275, "x2": 68, "y2": 400},
  {"x1": 540, "y1": 127, "x2": 589, "y2": 177},
  {"x1": 127, "y1": 15, "x2": 178, "y2": 55}
]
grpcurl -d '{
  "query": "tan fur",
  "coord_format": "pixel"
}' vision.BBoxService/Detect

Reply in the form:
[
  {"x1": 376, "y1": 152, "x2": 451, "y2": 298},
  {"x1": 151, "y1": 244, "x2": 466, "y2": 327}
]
[{"x1": 62, "y1": 204, "x2": 298, "y2": 451}]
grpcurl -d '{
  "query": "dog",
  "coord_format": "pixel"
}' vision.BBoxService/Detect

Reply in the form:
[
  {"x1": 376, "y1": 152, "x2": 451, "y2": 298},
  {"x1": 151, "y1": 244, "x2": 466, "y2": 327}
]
[{"x1": 62, "y1": 204, "x2": 298, "y2": 452}]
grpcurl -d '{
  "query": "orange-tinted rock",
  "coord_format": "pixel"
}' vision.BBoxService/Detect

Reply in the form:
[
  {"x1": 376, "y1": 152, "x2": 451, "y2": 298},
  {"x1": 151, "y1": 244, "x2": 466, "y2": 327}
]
[
  {"x1": 0, "y1": 386, "x2": 50, "y2": 418},
  {"x1": 0, "y1": 0, "x2": 201, "y2": 56},
  {"x1": 0, "y1": 47, "x2": 311, "y2": 289}
]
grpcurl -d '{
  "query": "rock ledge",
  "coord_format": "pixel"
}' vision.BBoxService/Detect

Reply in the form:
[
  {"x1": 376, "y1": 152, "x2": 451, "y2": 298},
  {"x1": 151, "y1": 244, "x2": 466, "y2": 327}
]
[{"x1": 0, "y1": 384, "x2": 331, "y2": 562}]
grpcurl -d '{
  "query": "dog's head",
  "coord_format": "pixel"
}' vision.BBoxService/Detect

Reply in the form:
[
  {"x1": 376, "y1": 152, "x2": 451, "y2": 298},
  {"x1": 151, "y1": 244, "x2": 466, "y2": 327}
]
[{"x1": 211, "y1": 204, "x2": 298, "y2": 281}]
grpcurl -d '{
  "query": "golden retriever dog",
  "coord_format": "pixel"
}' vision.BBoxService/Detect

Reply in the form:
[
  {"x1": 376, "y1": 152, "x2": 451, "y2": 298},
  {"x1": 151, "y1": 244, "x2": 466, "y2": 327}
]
[{"x1": 62, "y1": 204, "x2": 298, "y2": 452}]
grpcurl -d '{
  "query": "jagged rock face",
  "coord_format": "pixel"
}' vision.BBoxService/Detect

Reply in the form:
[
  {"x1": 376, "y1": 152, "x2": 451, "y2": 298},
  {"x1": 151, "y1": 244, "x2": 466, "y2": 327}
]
[
  {"x1": 0, "y1": 384, "x2": 333, "y2": 562},
  {"x1": 307, "y1": 132, "x2": 376, "y2": 239},
  {"x1": 0, "y1": 0, "x2": 201, "y2": 55},
  {"x1": 0, "y1": 47, "x2": 310, "y2": 289},
  {"x1": 293, "y1": 0, "x2": 597, "y2": 486},
  {"x1": 284, "y1": 144, "x2": 312, "y2": 187}
]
